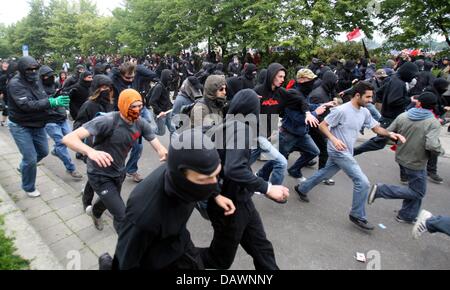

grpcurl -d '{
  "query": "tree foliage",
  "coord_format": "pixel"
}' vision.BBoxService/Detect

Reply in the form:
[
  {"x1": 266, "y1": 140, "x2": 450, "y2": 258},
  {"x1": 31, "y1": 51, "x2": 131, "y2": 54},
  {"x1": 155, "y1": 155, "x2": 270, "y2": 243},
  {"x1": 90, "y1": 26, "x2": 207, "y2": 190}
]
[
  {"x1": 379, "y1": 0, "x2": 450, "y2": 48},
  {"x1": 0, "y1": 0, "x2": 448, "y2": 62}
]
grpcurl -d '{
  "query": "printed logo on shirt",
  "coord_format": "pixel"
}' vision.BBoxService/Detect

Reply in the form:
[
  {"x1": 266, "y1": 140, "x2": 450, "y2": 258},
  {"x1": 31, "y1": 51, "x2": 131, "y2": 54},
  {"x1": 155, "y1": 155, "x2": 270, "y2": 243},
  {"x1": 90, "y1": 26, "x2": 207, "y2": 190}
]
[{"x1": 262, "y1": 98, "x2": 279, "y2": 106}]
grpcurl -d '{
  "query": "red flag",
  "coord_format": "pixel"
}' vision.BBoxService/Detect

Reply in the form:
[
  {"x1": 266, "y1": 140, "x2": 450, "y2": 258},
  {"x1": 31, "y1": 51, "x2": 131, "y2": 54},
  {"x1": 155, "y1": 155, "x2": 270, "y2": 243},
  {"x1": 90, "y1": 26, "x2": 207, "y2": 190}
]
[
  {"x1": 347, "y1": 28, "x2": 362, "y2": 41},
  {"x1": 410, "y1": 49, "x2": 421, "y2": 57}
]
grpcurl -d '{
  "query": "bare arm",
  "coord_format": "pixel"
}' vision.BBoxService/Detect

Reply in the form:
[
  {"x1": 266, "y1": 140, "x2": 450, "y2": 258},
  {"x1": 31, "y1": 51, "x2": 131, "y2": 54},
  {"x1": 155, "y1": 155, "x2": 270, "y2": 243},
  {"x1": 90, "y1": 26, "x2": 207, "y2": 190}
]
[
  {"x1": 149, "y1": 138, "x2": 168, "y2": 161},
  {"x1": 62, "y1": 128, "x2": 114, "y2": 168}
]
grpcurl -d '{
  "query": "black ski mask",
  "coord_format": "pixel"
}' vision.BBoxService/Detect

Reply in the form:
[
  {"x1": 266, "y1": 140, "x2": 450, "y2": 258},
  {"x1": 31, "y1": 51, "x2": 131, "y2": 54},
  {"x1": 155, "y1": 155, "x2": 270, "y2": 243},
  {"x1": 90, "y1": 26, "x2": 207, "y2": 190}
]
[
  {"x1": 164, "y1": 129, "x2": 221, "y2": 203},
  {"x1": 42, "y1": 76, "x2": 55, "y2": 86},
  {"x1": 18, "y1": 56, "x2": 40, "y2": 83}
]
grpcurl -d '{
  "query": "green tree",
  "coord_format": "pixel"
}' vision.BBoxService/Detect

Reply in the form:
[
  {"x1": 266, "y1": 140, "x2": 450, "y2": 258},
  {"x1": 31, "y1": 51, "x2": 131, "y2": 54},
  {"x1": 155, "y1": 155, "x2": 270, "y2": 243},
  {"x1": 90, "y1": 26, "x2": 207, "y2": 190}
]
[{"x1": 379, "y1": 0, "x2": 450, "y2": 48}]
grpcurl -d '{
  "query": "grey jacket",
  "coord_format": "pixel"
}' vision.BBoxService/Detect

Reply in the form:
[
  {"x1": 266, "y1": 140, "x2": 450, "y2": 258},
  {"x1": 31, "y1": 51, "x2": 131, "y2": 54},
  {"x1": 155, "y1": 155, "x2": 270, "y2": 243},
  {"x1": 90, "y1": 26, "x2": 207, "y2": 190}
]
[{"x1": 388, "y1": 112, "x2": 444, "y2": 170}]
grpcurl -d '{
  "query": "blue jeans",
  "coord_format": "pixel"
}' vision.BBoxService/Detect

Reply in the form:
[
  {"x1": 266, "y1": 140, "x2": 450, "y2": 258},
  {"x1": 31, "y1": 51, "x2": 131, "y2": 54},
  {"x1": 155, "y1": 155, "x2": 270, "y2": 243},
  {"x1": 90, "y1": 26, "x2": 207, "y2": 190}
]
[
  {"x1": 250, "y1": 137, "x2": 287, "y2": 185},
  {"x1": 427, "y1": 216, "x2": 450, "y2": 236},
  {"x1": 8, "y1": 120, "x2": 49, "y2": 192},
  {"x1": 141, "y1": 107, "x2": 157, "y2": 131},
  {"x1": 154, "y1": 112, "x2": 176, "y2": 136},
  {"x1": 125, "y1": 107, "x2": 154, "y2": 175},
  {"x1": 366, "y1": 103, "x2": 381, "y2": 121},
  {"x1": 299, "y1": 152, "x2": 370, "y2": 220},
  {"x1": 278, "y1": 130, "x2": 319, "y2": 177},
  {"x1": 45, "y1": 120, "x2": 76, "y2": 172},
  {"x1": 374, "y1": 167, "x2": 426, "y2": 222},
  {"x1": 125, "y1": 141, "x2": 143, "y2": 175}
]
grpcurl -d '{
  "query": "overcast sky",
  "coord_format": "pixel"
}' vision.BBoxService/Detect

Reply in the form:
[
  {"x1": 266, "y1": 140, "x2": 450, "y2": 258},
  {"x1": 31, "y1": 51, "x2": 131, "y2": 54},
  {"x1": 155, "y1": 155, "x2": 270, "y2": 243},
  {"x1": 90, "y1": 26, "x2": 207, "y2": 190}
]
[{"x1": 0, "y1": 0, "x2": 123, "y2": 25}]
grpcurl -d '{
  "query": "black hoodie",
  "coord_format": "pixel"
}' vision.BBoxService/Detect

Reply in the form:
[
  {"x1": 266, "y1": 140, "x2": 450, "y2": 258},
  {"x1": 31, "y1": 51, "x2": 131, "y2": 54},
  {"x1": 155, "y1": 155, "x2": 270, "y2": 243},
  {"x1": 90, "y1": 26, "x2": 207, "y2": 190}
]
[
  {"x1": 225, "y1": 64, "x2": 257, "y2": 101},
  {"x1": 308, "y1": 71, "x2": 337, "y2": 121},
  {"x1": 214, "y1": 89, "x2": 268, "y2": 203},
  {"x1": 148, "y1": 69, "x2": 173, "y2": 115},
  {"x1": 254, "y1": 63, "x2": 309, "y2": 137},
  {"x1": 425, "y1": 78, "x2": 450, "y2": 116},
  {"x1": 69, "y1": 71, "x2": 93, "y2": 119},
  {"x1": 8, "y1": 56, "x2": 51, "y2": 128},
  {"x1": 40, "y1": 66, "x2": 67, "y2": 123},
  {"x1": 379, "y1": 62, "x2": 419, "y2": 119},
  {"x1": 113, "y1": 129, "x2": 220, "y2": 270}
]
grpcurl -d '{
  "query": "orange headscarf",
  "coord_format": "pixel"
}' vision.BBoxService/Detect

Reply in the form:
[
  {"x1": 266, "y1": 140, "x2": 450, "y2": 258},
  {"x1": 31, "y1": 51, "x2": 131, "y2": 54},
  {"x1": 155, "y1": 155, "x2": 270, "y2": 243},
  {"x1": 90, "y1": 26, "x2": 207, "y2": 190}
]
[{"x1": 118, "y1": 89, "x2": 142, "y2": 122}]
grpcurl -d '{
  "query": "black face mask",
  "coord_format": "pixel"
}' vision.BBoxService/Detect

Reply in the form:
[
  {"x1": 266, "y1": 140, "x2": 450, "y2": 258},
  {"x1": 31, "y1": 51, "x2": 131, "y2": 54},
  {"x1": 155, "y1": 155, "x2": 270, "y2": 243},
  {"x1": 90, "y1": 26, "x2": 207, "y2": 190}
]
[
  {"x1": 300, "y1": 80, "x2": 315, "y2": 96},
  {"x1": 164, "y1": 129, "x2": 221, "y2": 203},
  {"x1": 25, "y1": 71, "x2": 39, "y2": 82},
  {"x1": 164, "y1": 171, "x2": 220, "y2": 203},
  {"x1": 213, "y1": 98, "x2": 227, "y2": 109},
  {"x1": 82, "y1": 80, "x2": 92, "y2": 88},
  {"x1": 42, "y1": 76, "x2": 55, "y2": 86}
]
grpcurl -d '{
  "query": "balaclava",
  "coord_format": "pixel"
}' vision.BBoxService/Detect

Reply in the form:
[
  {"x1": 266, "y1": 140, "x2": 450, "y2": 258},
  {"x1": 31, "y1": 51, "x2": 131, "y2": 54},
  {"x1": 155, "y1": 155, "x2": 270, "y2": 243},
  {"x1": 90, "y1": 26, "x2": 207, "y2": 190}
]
[
  {"x1": 118, "y1": 89, "x2": 143, "y2": 122},
  {"x1": 164, "y1": 129, "x2": 221, "y2": 203}
]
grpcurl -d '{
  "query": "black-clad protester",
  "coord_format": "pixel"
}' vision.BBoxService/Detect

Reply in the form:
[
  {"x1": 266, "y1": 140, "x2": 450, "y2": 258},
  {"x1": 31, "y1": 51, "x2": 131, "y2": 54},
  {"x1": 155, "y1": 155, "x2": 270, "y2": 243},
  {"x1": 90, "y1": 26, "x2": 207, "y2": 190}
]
[
  {"x1": 8, "y1": 56, "x2": 70, "y2": 198},
  {"x1": 200, "y1": 89, "x2": 289, "y2": 270},
  {"x1": 110, "y1": 129, "x2": 235, "y2": 270},
  {"x1": 69, "y1": 71, "x2": 93, "y2": 120}
]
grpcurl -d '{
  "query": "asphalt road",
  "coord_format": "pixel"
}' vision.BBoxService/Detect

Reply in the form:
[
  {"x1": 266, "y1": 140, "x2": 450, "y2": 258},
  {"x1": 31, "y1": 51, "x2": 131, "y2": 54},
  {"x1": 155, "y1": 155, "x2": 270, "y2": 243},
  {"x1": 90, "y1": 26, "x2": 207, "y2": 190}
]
[{"x1": 41, "y1": 131, "x2": 450, "y2": 270}]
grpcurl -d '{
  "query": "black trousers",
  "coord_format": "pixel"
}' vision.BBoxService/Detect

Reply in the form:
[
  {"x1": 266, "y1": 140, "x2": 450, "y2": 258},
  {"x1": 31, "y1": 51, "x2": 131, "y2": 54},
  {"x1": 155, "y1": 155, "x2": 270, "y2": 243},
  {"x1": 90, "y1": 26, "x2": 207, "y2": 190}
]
[
  {"x1": 309, "y1": 127, "x2": 328, "y2": 169},
  {"x1": 88, "y1": 173, "x2": 126, "y2": 233},
  {"x1": 201, "y1": 198, "x2": 279, "y2": 270},
  {"x1": 354, "y1": 117, "x2": 393, "y2": 156},
  {"x1": 82, "y1": 182, "x2": 94, "y2": 210},
  {"x1": 427, "y1": 154, "x2": 438, "y2": 175}
]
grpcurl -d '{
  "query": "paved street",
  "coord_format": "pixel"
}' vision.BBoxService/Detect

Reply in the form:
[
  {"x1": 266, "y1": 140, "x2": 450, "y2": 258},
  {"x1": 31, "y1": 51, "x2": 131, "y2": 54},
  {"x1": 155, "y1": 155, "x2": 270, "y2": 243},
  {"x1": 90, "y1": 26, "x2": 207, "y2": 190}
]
[{"x1": 1, "y1": 124, "x2": 449, "y2": 270}]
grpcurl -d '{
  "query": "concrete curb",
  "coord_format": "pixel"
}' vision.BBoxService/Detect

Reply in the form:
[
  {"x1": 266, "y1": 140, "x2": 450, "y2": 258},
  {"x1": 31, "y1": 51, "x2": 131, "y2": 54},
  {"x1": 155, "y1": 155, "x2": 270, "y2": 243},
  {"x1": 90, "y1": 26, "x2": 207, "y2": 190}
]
[{"x1": 0, "y1": 185, "x2": 63, "y2": 270}]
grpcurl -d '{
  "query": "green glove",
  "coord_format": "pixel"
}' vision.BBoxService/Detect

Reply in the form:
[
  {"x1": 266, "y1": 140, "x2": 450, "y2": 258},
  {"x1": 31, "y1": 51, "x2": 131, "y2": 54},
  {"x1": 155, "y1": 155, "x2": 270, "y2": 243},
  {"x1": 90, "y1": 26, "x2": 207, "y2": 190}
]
[{"x1": 49, "y1": 95, "x2": 70, "y2": 108}]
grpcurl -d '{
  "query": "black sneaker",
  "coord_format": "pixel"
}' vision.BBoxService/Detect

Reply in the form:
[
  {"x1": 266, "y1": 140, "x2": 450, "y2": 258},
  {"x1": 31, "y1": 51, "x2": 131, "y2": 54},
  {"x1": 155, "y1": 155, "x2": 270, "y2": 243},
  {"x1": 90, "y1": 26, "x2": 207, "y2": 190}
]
[
  {"x1": 306, "y1": 160, "x2": 317, "y2": 168},
  {"x1": 395, "y1": 215, "x2": 415, "y2": 224},
  {"x1": 294, "y1": 185, "x2": 310, "y2": 203},
  {"x1": 98, "y1": 253, "x2": 113, "y2": 270},
  {"x1": 400, "y1": 178, "x2": 408, "y2": 185},
  {"x1": 288, "y1": 169, "x2": 302, "y2": 179},
  {"x1": 428, "y1": 172, "x2": 444, "y2": 184},
  {"x1": 349, "y1": 215, "x2": 375, "y2": 231}
]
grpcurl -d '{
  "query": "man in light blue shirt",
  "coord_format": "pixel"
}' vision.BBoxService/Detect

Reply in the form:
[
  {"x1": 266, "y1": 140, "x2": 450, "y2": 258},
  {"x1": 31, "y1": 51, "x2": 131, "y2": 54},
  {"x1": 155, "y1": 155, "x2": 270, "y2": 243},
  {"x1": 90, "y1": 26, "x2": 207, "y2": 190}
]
[{"x1": 295, "y1": 81, "x2": 406, "y2": 231}]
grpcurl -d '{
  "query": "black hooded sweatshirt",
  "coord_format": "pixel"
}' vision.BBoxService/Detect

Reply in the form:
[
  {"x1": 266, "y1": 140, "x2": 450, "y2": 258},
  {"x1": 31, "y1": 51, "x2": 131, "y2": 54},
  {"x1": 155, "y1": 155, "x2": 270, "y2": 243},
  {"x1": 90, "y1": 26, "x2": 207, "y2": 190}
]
[
  {"x1": 69, "y1": 71, "x2": 92, "y2": 119},
  {"x1": 39, "y1": 66, "x2": 66, "y2": 124},
  {"x1": 113, "y1": 130, "x2": 220, "y2": 270},
  {"x1": 148, "y1": 69, "x2": 173, "y2": 115},
  {"x1": 73, "y1": 75, "x2": 114, "y2": 130},
  {"x1": 254, "y1": 63, "x2": 309, "y2": 137},
  {"x1": 214, "y1": 89, "x2": 269, "y2": 203},
  {"x1": 7, "y1": 56, "x2": 51, "y2": 128},
  {"x1": 226, "y1": 64, "x2": 258, "y2": 100},
  {"x1": 424, "y1": 78, "x2": 450, "y2": 116},
  {"x1": 308, "y1": 71, "x2": 337, "y2": 121},
  {"x1": 379, "y1": 62, "x2": 419, "y2": 119}
]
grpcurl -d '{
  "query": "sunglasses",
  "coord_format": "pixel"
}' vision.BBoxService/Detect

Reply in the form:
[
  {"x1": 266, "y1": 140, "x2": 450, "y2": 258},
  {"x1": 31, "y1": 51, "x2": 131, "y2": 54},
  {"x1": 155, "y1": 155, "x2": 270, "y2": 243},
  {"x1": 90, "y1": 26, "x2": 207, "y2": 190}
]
[{"x1": 218, "y1": 87, "x2": 227, "y2": 92}]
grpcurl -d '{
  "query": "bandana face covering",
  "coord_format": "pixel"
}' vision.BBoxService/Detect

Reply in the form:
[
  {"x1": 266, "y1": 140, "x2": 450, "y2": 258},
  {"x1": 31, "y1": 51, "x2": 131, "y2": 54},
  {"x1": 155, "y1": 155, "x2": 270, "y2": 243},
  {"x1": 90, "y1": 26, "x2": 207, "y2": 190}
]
[{"x1": 127, "y1": 107, "x2": 141, "y2": 122}]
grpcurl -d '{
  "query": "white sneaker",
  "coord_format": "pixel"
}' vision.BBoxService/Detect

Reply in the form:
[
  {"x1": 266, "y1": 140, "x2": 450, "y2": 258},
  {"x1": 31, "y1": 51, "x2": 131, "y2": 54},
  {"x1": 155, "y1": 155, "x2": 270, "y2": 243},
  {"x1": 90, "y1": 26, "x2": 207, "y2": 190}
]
[
  {"x1": 26, "y1": 190, "x2": 41, "y2": 198},
  {"x1": 297, "y1": 177, "x2": 307, "y2": 183},
  {"x1": 412, "y1": 210, "x2": 433, "y2": 239},
  {"x1": 86, "y1": 205, "x2": 104, "y2": 231}
]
